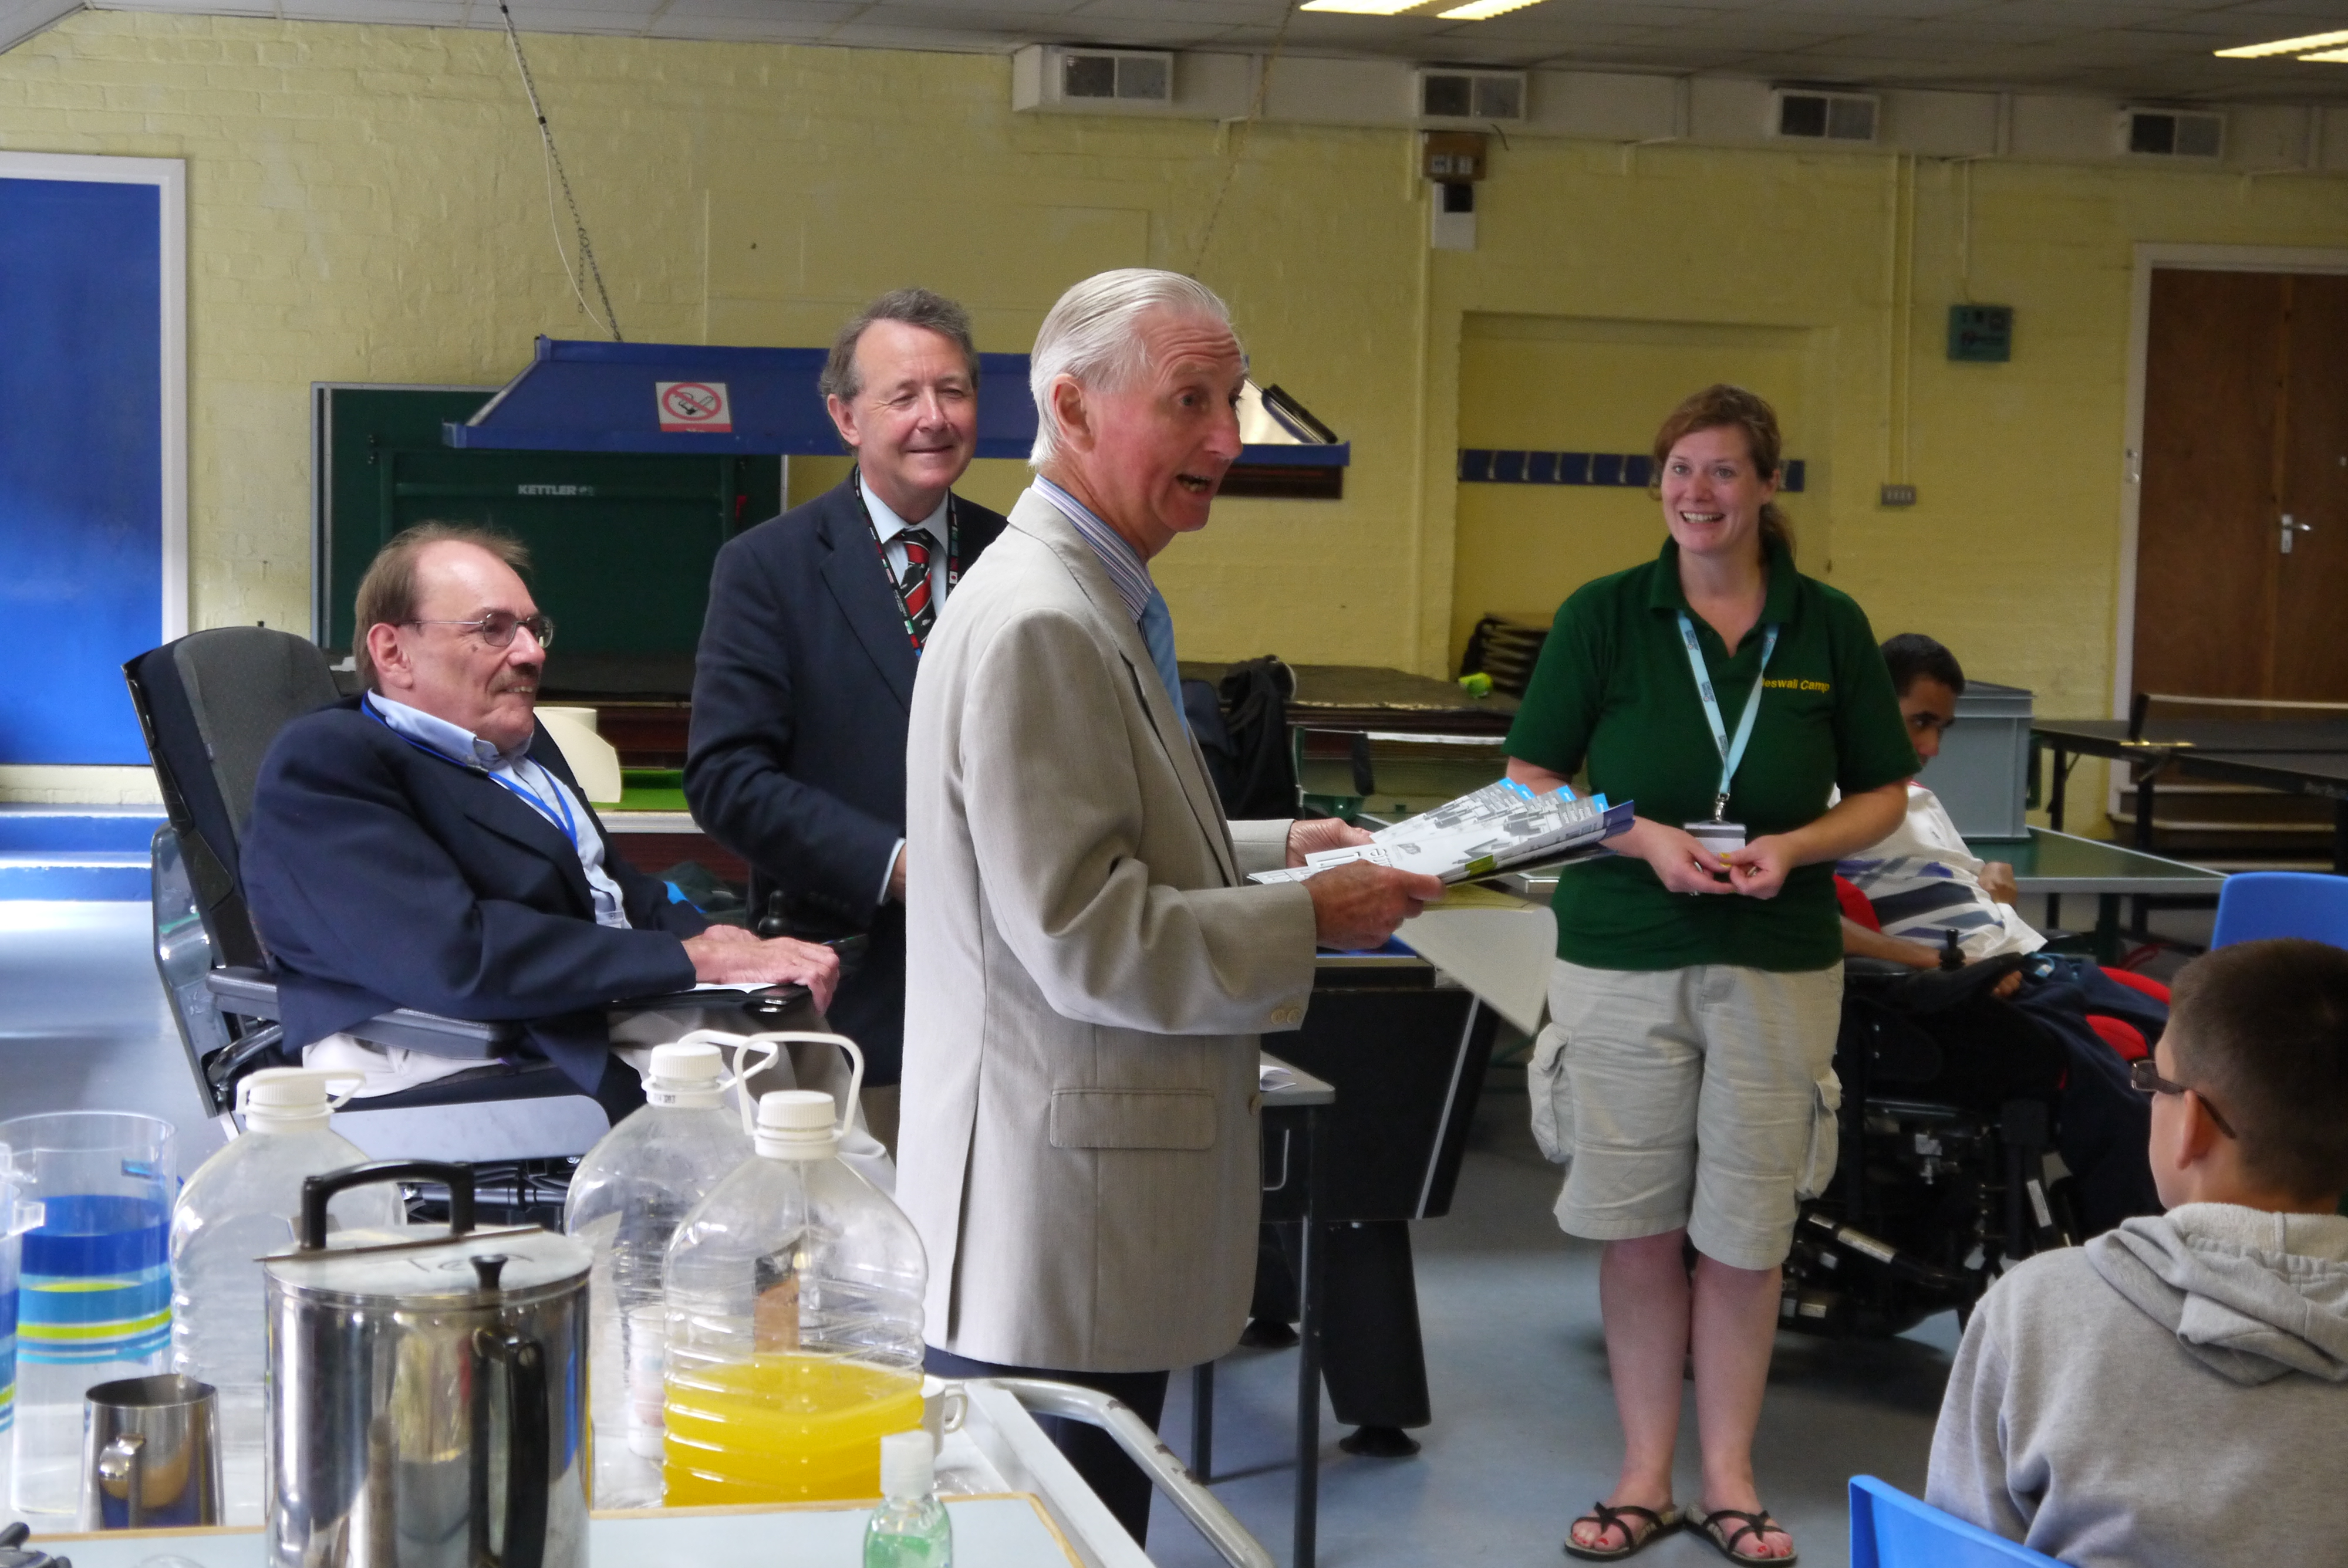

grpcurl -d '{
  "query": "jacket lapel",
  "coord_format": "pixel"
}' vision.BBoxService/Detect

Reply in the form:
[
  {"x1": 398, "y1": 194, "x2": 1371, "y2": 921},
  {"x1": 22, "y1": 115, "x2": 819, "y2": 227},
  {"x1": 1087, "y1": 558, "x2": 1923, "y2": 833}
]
[
  {"x1": 1007, "y1": 489, "x2": 1240, "y2": 887},
  {"x1": 444, "y1": 729, "x2": 598, "y2": 915},
  {"x1": 817, "y1": 481, "x2": 919, "y2": 712}
]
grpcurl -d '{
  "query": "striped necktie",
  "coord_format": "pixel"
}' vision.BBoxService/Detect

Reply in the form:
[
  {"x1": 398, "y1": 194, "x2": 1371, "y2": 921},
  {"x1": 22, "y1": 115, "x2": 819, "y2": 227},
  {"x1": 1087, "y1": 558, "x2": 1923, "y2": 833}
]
[{"x1": 898, "y1": 531, "x2": 936, "y2": 647}]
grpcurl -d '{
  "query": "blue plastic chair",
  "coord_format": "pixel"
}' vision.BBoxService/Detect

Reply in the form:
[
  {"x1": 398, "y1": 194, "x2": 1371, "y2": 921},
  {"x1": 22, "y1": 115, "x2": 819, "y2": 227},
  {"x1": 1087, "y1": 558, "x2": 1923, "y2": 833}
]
[
  {"x1": 1848, "y1": 1476, "x2": 2066, "y2": 1567},
  {"x1": 2210, "y1": 871, "x2": 2348, "y2": 949}
]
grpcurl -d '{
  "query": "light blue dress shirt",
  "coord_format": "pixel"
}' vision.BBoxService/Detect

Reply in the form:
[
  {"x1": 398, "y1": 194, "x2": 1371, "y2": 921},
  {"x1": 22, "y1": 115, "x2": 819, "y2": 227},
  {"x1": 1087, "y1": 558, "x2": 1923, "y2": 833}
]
[{"x1": 365, "y1": 692, "x2": 633, "y2": 930}]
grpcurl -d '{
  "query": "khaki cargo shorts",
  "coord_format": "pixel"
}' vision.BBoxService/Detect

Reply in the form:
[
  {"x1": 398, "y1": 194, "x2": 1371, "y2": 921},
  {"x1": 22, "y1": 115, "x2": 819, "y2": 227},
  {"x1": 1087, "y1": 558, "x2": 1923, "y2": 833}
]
[{"x1": 1528, "y1": 958, "x2": 1843, "y2": 1272}]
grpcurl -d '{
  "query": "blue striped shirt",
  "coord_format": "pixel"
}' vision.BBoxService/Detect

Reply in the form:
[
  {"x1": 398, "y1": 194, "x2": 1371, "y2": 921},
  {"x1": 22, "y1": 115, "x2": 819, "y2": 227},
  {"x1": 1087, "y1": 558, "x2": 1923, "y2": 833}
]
[{"x1": 1035, "y1": 477, "x2": 1154, "y2": 624}]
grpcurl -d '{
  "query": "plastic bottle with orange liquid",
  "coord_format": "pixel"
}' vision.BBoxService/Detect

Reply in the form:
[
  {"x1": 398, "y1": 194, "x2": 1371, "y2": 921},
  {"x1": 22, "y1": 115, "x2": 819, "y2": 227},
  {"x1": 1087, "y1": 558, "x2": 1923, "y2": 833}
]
[{"x1": 660, "y1": 1052, "x2": 928, "y2": 1506}]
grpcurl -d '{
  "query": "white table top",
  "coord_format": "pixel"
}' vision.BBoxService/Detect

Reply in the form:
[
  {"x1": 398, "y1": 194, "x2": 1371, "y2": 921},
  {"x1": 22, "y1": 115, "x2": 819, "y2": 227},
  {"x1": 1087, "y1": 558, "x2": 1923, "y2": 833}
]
[{"x1": 30, "y1": 1494, "x2": 1081, "y2": 1568}]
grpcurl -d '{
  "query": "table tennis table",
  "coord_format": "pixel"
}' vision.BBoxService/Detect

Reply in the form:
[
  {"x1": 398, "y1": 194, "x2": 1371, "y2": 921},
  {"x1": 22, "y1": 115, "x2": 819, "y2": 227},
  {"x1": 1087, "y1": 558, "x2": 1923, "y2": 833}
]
[
  {"x1": 2036, "y1": 696, "x2": 2348, "y2": 874},
  {"x1": 1967, "y1": 827, "x2": 2225, "y2": 958}
]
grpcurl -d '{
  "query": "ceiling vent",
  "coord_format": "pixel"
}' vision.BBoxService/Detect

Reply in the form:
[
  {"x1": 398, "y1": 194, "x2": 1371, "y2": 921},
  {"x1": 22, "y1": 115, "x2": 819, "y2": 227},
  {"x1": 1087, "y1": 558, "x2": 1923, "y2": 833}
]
[
  {"x1": 1772, "y1": 89, "x2": 1878, "y2": 143},
  {"x1": 2120, "y1": 107, "x2": 2224, "y2": 160},
  {"x1": 1012, "y1": 45, "x2": 1175, "y2": 111},
  {"x1": 1417, "y1": 69, "x2": 1526, "y2": 124}
]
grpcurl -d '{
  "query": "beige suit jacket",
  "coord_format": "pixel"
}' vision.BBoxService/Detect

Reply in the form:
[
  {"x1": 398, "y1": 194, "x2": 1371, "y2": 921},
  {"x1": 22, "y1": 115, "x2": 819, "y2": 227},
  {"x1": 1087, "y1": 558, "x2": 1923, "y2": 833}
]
[{"x1": 898, "y1": 486, "x2": 1318, "y2": 1374}]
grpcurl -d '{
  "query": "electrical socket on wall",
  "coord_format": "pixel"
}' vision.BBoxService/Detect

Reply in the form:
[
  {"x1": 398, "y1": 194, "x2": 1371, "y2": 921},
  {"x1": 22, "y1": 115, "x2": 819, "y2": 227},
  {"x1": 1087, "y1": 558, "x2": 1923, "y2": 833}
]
[{"x1": 1880, "y1": 483, "x2": 1918, "y2": 506}]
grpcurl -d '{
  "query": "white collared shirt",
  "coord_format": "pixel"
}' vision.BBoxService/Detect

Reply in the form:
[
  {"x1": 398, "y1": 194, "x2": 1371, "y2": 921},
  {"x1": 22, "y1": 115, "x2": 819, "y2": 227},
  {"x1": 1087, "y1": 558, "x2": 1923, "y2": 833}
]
[
  {"x1": 861, "y1": 472, "x2": 953, "y2": 907},
  {"x1": 861, "y1": 471, "x2": 952, "y2": 616},
  {"x1": 365, "y1": 692, "x2": 633, "y2": 930}
]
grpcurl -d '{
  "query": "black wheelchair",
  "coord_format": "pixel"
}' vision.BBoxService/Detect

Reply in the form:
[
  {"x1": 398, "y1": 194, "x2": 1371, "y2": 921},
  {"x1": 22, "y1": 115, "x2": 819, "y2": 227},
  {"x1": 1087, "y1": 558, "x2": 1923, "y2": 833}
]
[{"x1": 1779, "y1": 954, "x2": 2086, "y2": 1339}]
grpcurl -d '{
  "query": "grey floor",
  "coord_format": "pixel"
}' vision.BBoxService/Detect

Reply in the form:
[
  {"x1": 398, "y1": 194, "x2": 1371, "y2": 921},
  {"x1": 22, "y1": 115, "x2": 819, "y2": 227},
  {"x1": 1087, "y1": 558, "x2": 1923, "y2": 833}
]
[
  {"x1": 0, "y1": 898, "x2": 2209, "y2": 1564},
  {"x1": 1144, "y1": 1090, "x2": 1960, "y2": 1568}
]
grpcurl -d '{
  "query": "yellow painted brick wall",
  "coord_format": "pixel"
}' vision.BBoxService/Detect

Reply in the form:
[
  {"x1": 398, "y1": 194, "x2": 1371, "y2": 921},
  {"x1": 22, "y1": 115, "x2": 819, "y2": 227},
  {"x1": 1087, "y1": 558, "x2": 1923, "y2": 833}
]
[{"x1": 4, "y1": 12, "x2": 2348, "y2": 818}]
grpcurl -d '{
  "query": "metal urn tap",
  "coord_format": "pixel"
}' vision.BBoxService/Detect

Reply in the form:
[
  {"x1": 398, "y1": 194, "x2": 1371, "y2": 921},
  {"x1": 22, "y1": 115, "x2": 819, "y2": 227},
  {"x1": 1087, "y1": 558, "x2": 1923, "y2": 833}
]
[{"x1": 261, "y1": 1161, "x2": 591, "y2": 1568}]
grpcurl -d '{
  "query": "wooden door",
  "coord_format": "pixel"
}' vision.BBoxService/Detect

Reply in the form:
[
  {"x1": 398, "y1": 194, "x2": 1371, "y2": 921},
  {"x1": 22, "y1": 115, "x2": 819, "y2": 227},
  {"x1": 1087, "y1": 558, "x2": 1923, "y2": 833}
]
[
  {"x1": 2135, "y1": 269, "x2": 2348, "y2": 701},
  {"x1": 2273, "y1": 275, "x2": 2348, "y2": 699}
]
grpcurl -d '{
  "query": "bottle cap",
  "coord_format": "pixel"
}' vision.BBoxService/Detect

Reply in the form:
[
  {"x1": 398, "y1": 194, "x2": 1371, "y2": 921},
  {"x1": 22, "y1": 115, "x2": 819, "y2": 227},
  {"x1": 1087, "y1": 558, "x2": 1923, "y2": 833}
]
[
  {"x1": 753, "y1": 1089, "x2": 840, "y2": 1160},
  {"x1": 236, "y1": 1068, "x2": 363, "y2": 1133},
  {"x1": 642, "y1": 1042, "x2": 728, "y2": 1109},
  {"x1": 879, "y1": 1428, "x2": 935, "y2": 1499}
]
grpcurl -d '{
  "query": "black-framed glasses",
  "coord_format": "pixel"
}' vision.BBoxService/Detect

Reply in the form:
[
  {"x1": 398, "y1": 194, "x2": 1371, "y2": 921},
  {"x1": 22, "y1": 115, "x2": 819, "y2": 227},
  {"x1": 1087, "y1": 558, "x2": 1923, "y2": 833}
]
[
  {"x1": 408, "y1": 611, "x2": 555, "y2": 650},
  {"x1": 2130, "y1": 1057, "x2": 2236, "y2": 1138}
]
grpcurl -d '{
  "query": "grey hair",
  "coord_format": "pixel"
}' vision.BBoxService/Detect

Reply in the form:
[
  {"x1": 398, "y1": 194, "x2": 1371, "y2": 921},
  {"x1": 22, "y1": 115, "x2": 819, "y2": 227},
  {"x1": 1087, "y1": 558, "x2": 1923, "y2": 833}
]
[
  {"x1": 819, "y1": 288, "x2": 980, "y2": 403},
  {"x1": 1028, "y1": 269, "x2": 1239, "y2": 469}
]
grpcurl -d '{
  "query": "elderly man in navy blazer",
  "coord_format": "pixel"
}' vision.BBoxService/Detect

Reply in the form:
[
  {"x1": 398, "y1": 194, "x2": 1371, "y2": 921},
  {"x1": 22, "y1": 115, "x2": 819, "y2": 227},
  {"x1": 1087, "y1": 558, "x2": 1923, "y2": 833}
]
[
  {"x1": 241, "y1": 524, "x2": 840, "y2": 1120},
  {"x1": 686, "y1": 289, "x2": 1010, "y2": 1151}
]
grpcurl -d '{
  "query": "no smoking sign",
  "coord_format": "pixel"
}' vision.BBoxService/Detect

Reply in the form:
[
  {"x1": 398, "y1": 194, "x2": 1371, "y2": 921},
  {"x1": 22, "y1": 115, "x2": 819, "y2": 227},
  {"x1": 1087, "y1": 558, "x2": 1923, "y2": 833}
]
[{"x1": 656, "y1": 380, "x2": 732, "y2": 433}]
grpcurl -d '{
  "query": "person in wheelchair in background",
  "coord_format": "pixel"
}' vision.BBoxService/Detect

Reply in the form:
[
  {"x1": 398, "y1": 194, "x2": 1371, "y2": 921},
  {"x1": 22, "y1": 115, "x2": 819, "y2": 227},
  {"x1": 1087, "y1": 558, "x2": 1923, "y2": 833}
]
[{"x1": 1784, "y1": 634, "x2": 2167, "y2": 1340}]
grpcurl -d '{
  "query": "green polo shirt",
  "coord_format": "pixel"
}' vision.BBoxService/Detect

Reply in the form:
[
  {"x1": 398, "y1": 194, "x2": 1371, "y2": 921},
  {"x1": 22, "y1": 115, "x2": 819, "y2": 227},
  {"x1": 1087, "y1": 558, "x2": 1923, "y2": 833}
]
[{"x1": 1506, "y1": 539, "x2": 1917, "y2": 972}]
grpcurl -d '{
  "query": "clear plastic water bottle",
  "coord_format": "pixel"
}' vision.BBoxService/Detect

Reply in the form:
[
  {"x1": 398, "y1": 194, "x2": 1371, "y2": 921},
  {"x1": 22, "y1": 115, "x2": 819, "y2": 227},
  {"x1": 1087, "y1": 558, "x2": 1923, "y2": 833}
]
[
  {"x1": 865, "y1": 1429, "x2": 953, "y2": 1567},
  {"x1": 662, "y1": 1054, "x2": 928, "y2": 1506},
  {"x1": 169, "y1": 1070, "x2": 402, "y2": 1525},
  {"x1": 563, "y1": 1039, "x2": 756, "y2": 1506}
]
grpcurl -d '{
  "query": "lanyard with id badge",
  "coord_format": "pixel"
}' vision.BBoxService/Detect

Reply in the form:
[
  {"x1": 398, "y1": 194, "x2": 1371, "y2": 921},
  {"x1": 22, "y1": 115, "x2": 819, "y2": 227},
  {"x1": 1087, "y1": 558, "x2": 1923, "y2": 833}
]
[{"x1": 1676, "y1": 611, "x2": 1777, "y2": 879}]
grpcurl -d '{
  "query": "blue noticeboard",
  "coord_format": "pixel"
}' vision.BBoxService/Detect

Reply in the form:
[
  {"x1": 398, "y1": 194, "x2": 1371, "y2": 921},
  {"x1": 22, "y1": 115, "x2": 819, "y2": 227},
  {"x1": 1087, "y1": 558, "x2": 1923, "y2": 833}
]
[{"x1": 0, "y1": 168, "x2": 173, "y2": 766}]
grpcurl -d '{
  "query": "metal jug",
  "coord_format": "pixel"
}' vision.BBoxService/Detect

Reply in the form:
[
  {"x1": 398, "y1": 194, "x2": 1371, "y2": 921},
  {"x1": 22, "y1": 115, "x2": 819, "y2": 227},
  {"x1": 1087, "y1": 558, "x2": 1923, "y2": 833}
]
[{"x1": 262, "y1": 1161, "x2": 589, "y2": 1568}]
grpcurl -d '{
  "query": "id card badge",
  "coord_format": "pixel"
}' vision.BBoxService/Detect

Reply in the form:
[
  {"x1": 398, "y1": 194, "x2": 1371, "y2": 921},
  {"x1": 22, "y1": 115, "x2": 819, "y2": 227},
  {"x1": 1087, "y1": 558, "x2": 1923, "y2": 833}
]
[{"x1": 1685, "y1": 817, "x2": 1747, "y2": 872}]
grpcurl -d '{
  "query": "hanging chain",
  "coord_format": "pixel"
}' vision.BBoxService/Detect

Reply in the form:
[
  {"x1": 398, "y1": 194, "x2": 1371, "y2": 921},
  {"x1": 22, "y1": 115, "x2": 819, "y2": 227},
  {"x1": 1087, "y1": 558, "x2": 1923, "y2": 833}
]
[{"x1": 498, "y1": 0, "x2": 624, "y2": 342}]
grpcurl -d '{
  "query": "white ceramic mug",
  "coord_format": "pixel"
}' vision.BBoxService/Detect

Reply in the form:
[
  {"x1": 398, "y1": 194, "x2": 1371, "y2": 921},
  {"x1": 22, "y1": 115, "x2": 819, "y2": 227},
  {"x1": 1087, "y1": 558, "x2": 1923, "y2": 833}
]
[{"x1": 920, "y1": 1377, "x2": 967, "y2": 1452}]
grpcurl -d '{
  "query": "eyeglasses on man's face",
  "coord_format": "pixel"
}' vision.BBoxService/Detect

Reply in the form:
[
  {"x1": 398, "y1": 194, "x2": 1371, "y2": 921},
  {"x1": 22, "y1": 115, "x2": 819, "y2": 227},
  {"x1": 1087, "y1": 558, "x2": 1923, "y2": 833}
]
[
  {"x1": 2130, "y1": 1056, "x2": 2236, "y2": 1139},
  {"x1": 408, "y1": 611, "x2": 555, "y2": 651}
]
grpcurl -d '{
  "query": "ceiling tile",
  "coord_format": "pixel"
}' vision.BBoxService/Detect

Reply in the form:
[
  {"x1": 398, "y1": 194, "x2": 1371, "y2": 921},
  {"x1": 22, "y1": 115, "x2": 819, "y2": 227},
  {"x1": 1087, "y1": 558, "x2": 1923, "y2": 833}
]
[
  {"x1": 660, "y1": 0, "x2": 859, "y2": 21},
  {"x1": 77, "y1": 0, "x2": 2348, "y2": 99},
  {"x1": 1075, "y1": 0, "x2": 1280, "y2": 21}
]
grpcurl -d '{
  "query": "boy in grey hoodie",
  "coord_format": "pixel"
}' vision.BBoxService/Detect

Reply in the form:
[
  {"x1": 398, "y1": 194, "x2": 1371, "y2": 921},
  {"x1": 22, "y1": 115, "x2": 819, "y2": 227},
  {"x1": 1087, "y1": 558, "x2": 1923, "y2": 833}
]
[{"x1": 1927, "y1": 937, "x2": 2348, "y2": 1566}]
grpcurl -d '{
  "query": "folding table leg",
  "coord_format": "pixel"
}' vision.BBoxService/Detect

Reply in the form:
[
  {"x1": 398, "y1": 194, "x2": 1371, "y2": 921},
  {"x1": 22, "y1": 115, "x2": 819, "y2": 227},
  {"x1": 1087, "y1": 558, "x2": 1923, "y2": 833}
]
[
  {"x1": 1191, "y1": 1363, "x2": 1215, "y2": 1481},
  {"x1": 1294, "y1": 1104, "x2": 1327, "y2": 1568}
]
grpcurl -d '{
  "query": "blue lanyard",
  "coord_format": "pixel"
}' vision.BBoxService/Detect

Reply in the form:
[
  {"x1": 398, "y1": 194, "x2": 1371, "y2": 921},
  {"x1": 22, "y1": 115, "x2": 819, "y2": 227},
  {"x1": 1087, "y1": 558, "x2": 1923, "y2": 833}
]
[
  {"x1": 1675, "y1": 613, "x2": 1778, "y2": 822},
  {"x1": 361, "y1": 696, "x2": 580, "y2": 850}
]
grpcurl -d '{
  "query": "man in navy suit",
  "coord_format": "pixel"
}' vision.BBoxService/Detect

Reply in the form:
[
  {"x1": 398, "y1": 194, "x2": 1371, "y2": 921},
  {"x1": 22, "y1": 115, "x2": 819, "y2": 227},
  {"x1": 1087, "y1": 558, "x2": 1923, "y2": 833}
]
[
  {"x1": 687, "y1": 289, "x2": 1009, "y2": 1151},
  {"x1": 242, "y1": 525, "x2": 840, "y2": 1119}
]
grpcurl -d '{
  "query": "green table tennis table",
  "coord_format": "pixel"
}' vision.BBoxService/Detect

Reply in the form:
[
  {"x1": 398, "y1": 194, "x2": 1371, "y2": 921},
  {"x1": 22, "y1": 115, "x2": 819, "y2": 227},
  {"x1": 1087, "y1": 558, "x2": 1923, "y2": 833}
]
[{"x1": 1966, "y1": 827, "x2": 2224, "y2": 958}]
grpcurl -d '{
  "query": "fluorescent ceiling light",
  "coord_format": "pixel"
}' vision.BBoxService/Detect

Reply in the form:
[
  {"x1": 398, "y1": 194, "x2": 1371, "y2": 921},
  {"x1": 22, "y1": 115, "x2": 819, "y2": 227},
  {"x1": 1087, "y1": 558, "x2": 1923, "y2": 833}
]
[
  {"x1": 2214, "y1": 29, "x2": 2348, "y2": 59},
  {"x1": 1299, "y1": 0, "x2": 1436, "y2": 13},
  {"x1": 2298, "y1": 46, "x2": 2348, "y2": 62},
  {"x1": 1438, "y1": 0, "x2": 1545, "y2": 15}
]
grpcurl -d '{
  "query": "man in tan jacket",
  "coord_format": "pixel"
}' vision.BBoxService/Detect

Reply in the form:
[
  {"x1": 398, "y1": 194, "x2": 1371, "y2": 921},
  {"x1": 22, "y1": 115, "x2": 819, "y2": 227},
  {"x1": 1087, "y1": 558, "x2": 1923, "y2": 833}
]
[{"x1": 899, "y1": 269, "x2": 1440, "y2": 1542}]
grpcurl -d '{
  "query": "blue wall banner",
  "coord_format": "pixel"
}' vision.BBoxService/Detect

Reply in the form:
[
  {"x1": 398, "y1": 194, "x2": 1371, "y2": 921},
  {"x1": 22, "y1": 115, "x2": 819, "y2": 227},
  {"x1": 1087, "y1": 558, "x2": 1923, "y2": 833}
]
[{"x1": 0, "y1": 155, "x2": 185, "y2": 768}]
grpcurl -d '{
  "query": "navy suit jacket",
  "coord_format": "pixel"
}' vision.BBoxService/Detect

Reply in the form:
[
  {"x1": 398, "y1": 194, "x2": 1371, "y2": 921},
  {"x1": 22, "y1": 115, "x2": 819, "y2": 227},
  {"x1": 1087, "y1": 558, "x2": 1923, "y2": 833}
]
[
  {"x1": 242, "y1": 697, "x2": 705, "y2": 1093},
  {"x1": 686, "y1": 476, "x2": 1008, "y2": 1084}
]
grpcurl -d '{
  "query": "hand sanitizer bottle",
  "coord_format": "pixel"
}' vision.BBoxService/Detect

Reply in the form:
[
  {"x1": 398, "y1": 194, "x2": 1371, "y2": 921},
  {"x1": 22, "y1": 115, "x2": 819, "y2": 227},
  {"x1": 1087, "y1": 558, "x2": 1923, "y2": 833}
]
[{"x1": 864, "y1": 1429, "x2": 952, "y2": 1567}]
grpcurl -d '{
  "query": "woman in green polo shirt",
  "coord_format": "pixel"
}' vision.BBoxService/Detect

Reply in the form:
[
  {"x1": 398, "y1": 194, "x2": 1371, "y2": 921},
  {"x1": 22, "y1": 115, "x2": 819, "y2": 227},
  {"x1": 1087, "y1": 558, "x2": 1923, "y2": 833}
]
[{"x1": 1510, "y1": 384, "x2": 1915, "y2": 1565}]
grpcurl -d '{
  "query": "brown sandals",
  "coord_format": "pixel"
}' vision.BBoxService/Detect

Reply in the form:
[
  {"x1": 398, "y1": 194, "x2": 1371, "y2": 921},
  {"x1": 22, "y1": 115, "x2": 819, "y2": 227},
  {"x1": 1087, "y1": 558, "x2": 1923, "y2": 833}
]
[
  {"x1": 1695, "y1": 1506, "x2": 1798, "y2": 1565},
  {"x1": 1563, "y1": 1501, "x2": 1680, "y2": 1561}
]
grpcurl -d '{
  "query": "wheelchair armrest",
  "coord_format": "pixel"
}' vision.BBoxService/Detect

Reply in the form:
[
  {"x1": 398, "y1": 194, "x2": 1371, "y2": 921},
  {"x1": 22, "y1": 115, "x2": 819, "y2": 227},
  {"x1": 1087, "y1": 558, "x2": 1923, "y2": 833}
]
[
  {"x1": 206, "y1": 965, "x2": 282, "y2": 1019},
  {"x1": 346, "y1": 1009, "x2": 511, "y2": 1059},
  {"x1": 207, "y1": 965, "x2": 511, "y2": 1060},
  {"x1": 613, "y1": 983, "x2": 812, "y2": 1020}
]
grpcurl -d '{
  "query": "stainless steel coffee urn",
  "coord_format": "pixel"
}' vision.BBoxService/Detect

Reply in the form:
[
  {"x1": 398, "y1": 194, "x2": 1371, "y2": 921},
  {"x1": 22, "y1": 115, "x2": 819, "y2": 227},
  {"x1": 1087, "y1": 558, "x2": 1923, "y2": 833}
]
[{"x1": 262, "y1": 1161, "x2": 591, "y2": 1568}]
